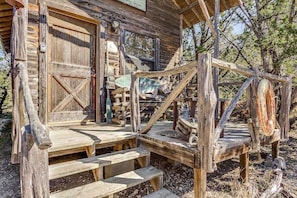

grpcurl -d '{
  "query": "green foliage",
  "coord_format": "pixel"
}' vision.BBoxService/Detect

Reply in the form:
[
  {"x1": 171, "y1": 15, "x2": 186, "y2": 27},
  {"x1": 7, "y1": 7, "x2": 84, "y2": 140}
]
[{"x1": 0, "y1": 68, "x2": 11, "y2": 114}]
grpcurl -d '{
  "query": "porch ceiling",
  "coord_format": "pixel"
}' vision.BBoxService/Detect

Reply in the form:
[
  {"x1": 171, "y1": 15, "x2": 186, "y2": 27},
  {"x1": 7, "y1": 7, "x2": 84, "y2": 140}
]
[
  {"x1": 0, "y1": 0, "x2": 242, "y2": 53},
  {"x1": 0, "y1": 0, "x2": 13, "y2": 53},
  {"x1": 172, "y1": 0, "x2": 242, "y2": 29}
]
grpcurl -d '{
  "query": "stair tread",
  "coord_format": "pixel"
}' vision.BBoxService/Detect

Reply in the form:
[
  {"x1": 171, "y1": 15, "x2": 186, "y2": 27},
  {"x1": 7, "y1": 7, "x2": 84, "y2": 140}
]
[
  {"x1": 143, "y1": 188, "x2": 179, "y2": 198},
  {"x1": 48, "y1": 128, "x2": 136, "y2": 154},
  {"x1": 50, "y1": 166, "x2": 163, "y2": 198},
  {"x1": 49, "y1": 147, "x2": 150, "y2": 180}
]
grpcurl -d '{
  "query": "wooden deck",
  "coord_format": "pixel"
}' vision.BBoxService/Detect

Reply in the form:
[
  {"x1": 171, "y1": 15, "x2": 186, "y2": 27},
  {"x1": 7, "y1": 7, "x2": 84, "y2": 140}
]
[
  {"x1": 140, "y1": 121, "x2": 252, "y2": 168},
  {"x1": 47, "y1": 121, "x2": 255, "y2": 165}
]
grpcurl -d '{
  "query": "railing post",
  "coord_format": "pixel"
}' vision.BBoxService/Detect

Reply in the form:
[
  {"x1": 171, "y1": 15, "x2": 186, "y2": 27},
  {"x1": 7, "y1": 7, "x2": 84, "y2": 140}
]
[
  {"x1": 279, "y1": 76, "x2": 292, "y2": 140},
  {"x1": 21, "y1": 126, "x2": 50, "y2": 198},
  {"x1": 247, "y1": 74, "x2": 260, "y2": 150},
  {"x1": 131, "y1": 72, "x2": 141, "y2": 132},
  {"x1": 197, "y1": 53, "x2": 217, "y2": 173},
  {"x1": 9, "y1": 0, "x2": 51, "y2": 197}
]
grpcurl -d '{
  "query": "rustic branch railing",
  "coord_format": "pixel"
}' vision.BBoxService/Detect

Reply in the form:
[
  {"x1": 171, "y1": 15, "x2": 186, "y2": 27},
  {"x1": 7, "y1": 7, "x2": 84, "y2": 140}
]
[
  {"x1": 198, "y1": 53, "x2": 291, "y2": 172},
  {"x1": 130, "y1": 61, "x2": 197, "y2": 133},
  {"x1": 9, "y1": 0, "x2": 52, "y2": 196},
  {"x1": 18, "y1": 62, "x2": 52, "y2": 149},
  {"x1": 212, "y1": 57, "x2": 291, "y2": 143},
  {"x1": 213, "y1": 77, "x2": 254, "y2": 142}
]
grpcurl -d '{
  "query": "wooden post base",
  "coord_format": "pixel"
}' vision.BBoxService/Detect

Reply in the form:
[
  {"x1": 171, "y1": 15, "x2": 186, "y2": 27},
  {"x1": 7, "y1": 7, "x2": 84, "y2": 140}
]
[
  {"x1": 239, "y1": 152, "x2": 249, "y2": 183},
  {"x1": 194, "y1": 168, "x2": 206, "y2": 198},
  {"x1": 272, "y1": 141, "x2": 279, "y2": 160}
]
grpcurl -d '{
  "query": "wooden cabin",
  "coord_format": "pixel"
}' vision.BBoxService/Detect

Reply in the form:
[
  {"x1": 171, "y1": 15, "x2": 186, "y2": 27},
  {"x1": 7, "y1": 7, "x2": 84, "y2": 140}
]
[{"x1": 0, "y1": 0, "x2": 292, "y2": 197}]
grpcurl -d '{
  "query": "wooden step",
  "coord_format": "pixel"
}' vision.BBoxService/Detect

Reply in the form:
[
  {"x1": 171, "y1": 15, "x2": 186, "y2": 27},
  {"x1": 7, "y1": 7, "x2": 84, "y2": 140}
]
[
  {"x1": 49, "y1": 147, "x2": 150, "y2": 180},
  {"x1": 50, "y1": 166, "x2": 163, "y2": 198},
  {"x1": 48, "y1": 129, "x2": 136, "y2": 157},
  {"x1": 143, "y1": 188, "x2": 179, "y2": 198}
]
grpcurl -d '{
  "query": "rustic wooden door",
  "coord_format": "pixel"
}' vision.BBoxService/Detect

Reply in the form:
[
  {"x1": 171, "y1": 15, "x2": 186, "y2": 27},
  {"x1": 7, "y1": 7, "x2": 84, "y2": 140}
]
[{"x1": 47, "y1": 12, "x2": 96, "y2": 123}]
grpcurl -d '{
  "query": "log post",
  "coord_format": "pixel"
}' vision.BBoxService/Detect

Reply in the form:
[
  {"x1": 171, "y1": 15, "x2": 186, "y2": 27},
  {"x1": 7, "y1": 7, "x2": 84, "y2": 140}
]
[
  {"x1": 247, "y1": 73, "x2": 260, "y2": 150},
  {"x1": 10, "y1": 0, "x2": 51, "y2": 197},
  {"x1": 239, "y1": 151, "x2": 249, "y2": 183},
  {"x1": 197, "y1": 53, "x2": 217, "y2": 173},
  {"x1": 130, "y1": 72, "x2": 141, "y2": 132},
  {"x1": 271, "y1": 141, "x2": 279, "y2": 160},
  {"x1": 194, "y1": 168, "x2": 206, "y2": 198},
  {"x1": 279, "y1": 76, "x2": 292, "y2": 140},
  {"x1": 21, "y1": 126, "x2": 50, "y2": 197}
]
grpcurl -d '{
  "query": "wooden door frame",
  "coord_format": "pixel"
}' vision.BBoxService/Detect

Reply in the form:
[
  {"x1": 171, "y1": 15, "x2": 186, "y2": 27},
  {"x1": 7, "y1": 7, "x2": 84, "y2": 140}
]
[{"x1": 38, "y1": 3, "x2": 103, "y2": 125}]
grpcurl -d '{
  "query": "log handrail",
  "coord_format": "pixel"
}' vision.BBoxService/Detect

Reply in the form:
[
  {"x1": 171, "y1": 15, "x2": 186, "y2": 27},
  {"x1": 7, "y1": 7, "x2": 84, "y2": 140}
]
[
  {"x1": 134, "y1": 61, "x2": 197, "y2": 78},
  {"x1": 130, "y1": 61, "x2": 198, "y2": 133},
  {"x1": 212, "y1": 58, "x2": 289, "y2": 83},
  {"x1": 18, "y1": 62, "x2": 52, "y2": 149},
  {"x1": 212, "y1": 56, "x2": 291, "y2": 142}
]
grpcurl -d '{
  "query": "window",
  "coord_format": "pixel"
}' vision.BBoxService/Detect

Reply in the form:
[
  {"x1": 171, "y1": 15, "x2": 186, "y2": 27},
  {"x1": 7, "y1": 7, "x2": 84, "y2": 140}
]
[{"x1": 123, "y1": 30, "x2": 158, "y2": 74}]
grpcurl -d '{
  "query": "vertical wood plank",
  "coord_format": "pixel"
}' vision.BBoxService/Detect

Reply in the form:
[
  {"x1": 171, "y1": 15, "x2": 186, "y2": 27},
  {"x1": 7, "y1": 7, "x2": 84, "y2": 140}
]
[
  {"x1": 85, "y1": 144, "x2": 102, "y2": 181},
  {"x1": 173, "y1": 101, "x2": 178, "y2": 130},
  {"x1": 213, "y1": 0, "x2": 220, "y2": 120},
  {"x1": 179, "y1": 14, "x2": 183, "y2": 65},
  {"x1": 38, "y1": 0, "x2": 47, "y2": 124},
  {"x1": 197, "y1": 53, "x2": 216, "y2": 173},
  {"x1": 95, "y1": 23, "x2": 101, "y2": 123},
  {"x1": 154, "y1": 37, "x2": 160, "y2": 71},
  {"x1": 194, "y1": 168, "x2": 206, "y2": 198},
  {"x1": 130, "y1": 72, "x2": 141, "y2": 132},
  {"x1": 279, "y1": 77, "x2": 292, "y2": 140},
  {"x1": 239, "y1": 152, "x2": 249, "y2": 183},
  {"x1": 98, "y1": 22, "x2": 106, "y2": 123},
  {"x1": 150, "y1": 175, "x2": 163, "y2": 191},
  {"x1": 271, "y1": 141, "x2": 279, "y2": 160},
  {"x1": 247, "y1": 75, "x2": 260, "y2": 150}
]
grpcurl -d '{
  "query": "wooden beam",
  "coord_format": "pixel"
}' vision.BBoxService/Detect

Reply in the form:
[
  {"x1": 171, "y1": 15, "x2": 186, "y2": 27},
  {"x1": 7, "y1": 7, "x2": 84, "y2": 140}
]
[
  {"x1": 205, "y1": 0, "x2": 214, "y2": 16},
  {"x1": 141, "y1": 67, "x2": 197, "y2": 134},
  {"x1": 197, "y1": 53, "x2": 216, "y2": 173},
  {"x1": 197, "y1": 0, "x2": 217, "y2": 37},
  {"x1": 185, "y1": 0, "x2": 204, "y2": 23},
  {"x1": 179, "y1": 1, "x2": 198, "y2": 14},
  {"x1": 214, "y1": 77, "x2": 254, "y2": 142},
  {"x1": 135, "y1": 61, "x2": 197, "y2": 78},
  {"x1": 212, "y1": 58, "x2": 289, "y2": 83}
]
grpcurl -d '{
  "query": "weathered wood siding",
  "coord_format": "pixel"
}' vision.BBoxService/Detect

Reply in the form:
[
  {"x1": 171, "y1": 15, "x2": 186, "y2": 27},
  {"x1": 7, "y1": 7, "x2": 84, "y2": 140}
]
[
  {"x1": 46, "y1": 0, "x2": 181, "y2": 70},
  {"x1": 26, "y1": 0, "x2": 181, "y2": 115}
]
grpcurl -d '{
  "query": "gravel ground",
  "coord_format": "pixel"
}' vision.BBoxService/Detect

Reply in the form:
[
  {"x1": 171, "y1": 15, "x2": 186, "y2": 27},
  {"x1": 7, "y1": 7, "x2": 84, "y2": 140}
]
[{"x1": 1, "y1": 119, "x2": 297, "y2": 198}]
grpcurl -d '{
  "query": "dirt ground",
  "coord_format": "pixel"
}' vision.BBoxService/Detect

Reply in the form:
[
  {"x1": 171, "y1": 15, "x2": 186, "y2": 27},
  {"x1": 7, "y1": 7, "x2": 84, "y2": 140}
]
[{"x1": 0, "y1": 119, "x2": 296, "y2": 198}]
